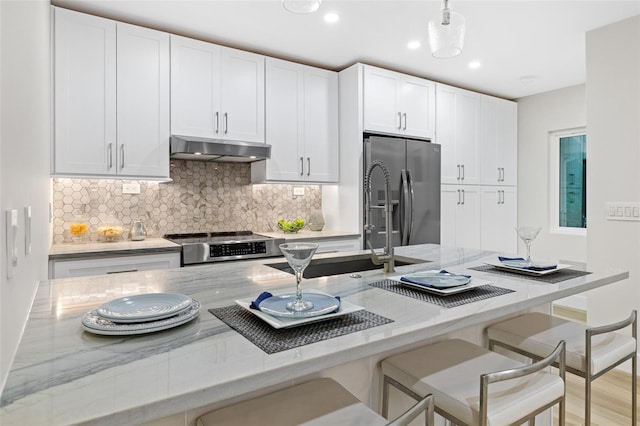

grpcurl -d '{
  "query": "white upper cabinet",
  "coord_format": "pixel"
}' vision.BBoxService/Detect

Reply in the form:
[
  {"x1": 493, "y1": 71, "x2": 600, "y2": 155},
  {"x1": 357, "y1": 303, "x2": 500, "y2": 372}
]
[
  {"x1": 253, "y1": 57, "x2": 338, "y2": 183},
  {"x1": 54, "y1": 8, "x2": 116, "y2": 176},
  {"x1": 171, "y1": 36, "x2": 265, "y2": 143},
  {"x1": 53, "y1": 8, "x2": 170, "y2": 179},
  {"x1": 480, "y1": 95, "x2": 518, "y2": 186},
  {"x1": 116, "y1": 23, "x2": 170, "y2": 178},
  {"x1": 436, "y1": 84, "x2": 481, "y2": 185},
  {"x1": 363, "y1": 66, "x2": 435, "y2": 139}
]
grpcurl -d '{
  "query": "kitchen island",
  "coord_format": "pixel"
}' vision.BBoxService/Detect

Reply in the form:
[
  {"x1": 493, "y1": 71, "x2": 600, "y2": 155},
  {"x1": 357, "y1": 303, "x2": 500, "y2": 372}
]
[{"x1": 0, "y1": 244, "x2": 629, "y2": 425}]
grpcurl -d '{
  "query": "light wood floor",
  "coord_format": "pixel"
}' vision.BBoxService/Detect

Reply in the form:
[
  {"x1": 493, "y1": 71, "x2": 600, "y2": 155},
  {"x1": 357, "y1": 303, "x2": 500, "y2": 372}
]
[{"x1": 553, "y1": 368, "x2": 637, "y2": 425}]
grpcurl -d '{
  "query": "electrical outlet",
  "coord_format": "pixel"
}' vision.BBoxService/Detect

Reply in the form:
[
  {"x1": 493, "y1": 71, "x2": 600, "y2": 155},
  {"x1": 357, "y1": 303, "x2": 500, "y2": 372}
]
[
  {"x1": 293, "y1": 187, "x2": 305, "y2": 196},
  {"x1": 606, "y1": 202, "x2": 640, "y2": 221},
  {"x1": 122, "y1": 183, "x2": 140, "y2": 194}
]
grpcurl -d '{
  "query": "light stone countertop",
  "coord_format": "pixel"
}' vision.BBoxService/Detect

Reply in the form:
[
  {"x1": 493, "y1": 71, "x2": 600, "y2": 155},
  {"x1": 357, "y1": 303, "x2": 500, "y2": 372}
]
[
  {"x1": 257, "y1": 229, "x2": 360, "y2": 241},
  {"x1": 0, "y1": 244, "x2": 628, "y2": 425},
  {"x1": 49, "y1": 237, "x2": 182, "y2": 260}
]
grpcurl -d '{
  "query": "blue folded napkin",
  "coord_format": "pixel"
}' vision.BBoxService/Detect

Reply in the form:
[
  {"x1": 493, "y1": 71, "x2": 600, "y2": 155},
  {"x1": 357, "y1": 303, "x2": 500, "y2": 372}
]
[
  {"x1": 400, "y1": 270, "x2": 471, "y2": 289},
  {"x1": 250, "y1": 291, "x2": 273, "y2": 309},
  {"x1": 250, "y1": 291, "x2": 341, "y2": 313},
  {"x1": 498, "y1": 257, "x2": 557, "y2": 271}
]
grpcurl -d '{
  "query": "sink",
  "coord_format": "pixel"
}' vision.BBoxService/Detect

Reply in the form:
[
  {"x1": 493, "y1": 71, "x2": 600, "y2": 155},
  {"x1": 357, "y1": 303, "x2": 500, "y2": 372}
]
[{"x1": 266, "y1": 253, "x2": 430, "y2": 279}]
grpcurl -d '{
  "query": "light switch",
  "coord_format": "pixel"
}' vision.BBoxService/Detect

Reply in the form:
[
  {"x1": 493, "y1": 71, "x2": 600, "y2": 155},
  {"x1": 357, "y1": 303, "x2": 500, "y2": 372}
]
[
  {"x1": 24, "y1": 206, "x2": 31, "y2": 255},
  {"x1": 625, "y1": 207, "x2": 632, "y2": 217},
  {"x1": 293, "y1": 187, "x2": 305, "y2": 196},
  {"x1": 634, "y1": 207, "x2": 640, "y2": 217},
  {"x1": 616, "y1": 206, "x2": 624, "y2": 217},
  {"x1": 608, "y1": 206, "x2": 616, "y2": 216},
  {"x1": 6, "y1": 209, "x2": 18, "y2": 278}
]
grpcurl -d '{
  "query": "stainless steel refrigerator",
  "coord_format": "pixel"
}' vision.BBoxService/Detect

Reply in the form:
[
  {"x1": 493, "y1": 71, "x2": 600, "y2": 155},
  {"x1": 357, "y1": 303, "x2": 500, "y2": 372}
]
[{"x1": 363, "y1": 134, "x2": 441, "y2": 249}]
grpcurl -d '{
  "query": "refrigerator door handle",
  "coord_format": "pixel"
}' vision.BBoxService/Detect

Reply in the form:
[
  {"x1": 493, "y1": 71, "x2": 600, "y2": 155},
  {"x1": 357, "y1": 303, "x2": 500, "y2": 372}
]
[{"x1": 400, "y1": 169, "x2": 414, "y2": 245}]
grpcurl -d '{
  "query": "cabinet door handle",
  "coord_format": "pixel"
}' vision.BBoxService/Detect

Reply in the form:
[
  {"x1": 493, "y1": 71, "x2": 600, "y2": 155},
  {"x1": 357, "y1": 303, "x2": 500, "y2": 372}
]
[
  {"x1": 107, "y1": 269, "x2": 138, "y2": 274},
  {"x1": 224, "y1": 113, "x2": 228, "y2": 134},
  {"x1": 457, "y1": 164, "x2": 461, "y2": 180},
  {"x1": 403, "y1": 112, "x2": 407, "y2": 130},
  {"x1": 215, "y1": 112, "x2": 219, "y2": 134},
  {"x1": 457, "y1": 189, "x2": 461, "y2": 205},
  {"x1": 120, "y1": 144, "x2": 125, "y2": 169},
  {"x1": 461, "y1": 164, "x2": 465, "y2": 180},
  {"x1": 397, "y1": 112, "x2": 402, "y2": 130},
  {"x1": 307, "y1": 157, "x2": 311, "y2": 176},
  {"x1": 300, "y1": 157, "x2": 304, "y2": 176},
  {"x1": 107, "y1": 143, "x2": 113, "y2": 169},
  {"x1": 501, "y1": 167, "x2": 505, "y2": 182},
  {"x1": 497, "y1": 167, "x2": 501, "y2": 182},
  {"x1": 461, "y1": 189, "x2": 465, "y2": 205}
]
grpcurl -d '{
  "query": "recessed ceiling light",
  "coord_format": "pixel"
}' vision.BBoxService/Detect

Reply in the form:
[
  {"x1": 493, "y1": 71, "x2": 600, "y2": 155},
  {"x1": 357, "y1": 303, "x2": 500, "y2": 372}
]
[
  {"x1": 468, "y1": 61, "x2": 481, "y2": 69},
  {"x1": 407, "y1": 41, "x2": 421, "y2": 50},
  {"x1": 324, "y1": 12, "x2": 339, "y2": 23}
]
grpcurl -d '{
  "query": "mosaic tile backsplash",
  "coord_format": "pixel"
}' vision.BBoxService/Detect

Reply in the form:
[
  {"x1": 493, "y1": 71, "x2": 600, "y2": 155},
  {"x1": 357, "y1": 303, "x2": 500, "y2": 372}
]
[{"x1": 52, "y1": 160, "x2": 322, "y2": 244}]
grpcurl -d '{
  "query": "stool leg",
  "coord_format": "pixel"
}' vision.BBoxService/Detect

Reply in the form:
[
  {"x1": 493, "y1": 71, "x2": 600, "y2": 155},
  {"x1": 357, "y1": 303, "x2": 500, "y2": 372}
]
[{"x1": 382, "y1": 375, "x2": 390, "y2": 419}]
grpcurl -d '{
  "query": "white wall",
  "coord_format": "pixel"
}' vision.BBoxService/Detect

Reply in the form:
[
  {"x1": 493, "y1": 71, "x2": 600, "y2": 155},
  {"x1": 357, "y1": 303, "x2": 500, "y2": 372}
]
[
  {"x1": 516, "y1": 85, "x2": 588, "y2": 266},
  {"x1": 0, "y1": 0, "x2": 51, "y2": 391},
  {"x1": 585, "y1": 16, "x2": 640, "y2": 326}
]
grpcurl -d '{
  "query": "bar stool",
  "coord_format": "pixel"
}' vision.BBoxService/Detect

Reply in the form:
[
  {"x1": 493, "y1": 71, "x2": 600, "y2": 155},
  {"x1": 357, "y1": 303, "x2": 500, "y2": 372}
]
[
  {"x1": 381, "y1": 338, "x2": 566, "y2": 426},
  {"x1": 487, "y1": 310, "x2": 637, "y2": 425},
  {"x1": 196, "y1": 377, "x2": 434, "y2": 426}
]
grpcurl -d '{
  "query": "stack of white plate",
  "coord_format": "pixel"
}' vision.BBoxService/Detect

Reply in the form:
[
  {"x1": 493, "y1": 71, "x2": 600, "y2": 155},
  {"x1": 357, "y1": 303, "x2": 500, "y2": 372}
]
[{"x1": 82, "y1": 293, "x2": 200, "y2": 336}]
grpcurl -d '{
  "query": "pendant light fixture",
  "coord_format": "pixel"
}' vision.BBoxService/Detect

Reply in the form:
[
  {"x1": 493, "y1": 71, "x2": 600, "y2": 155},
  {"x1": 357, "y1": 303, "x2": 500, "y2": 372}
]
[
  {"x1": 282, "y1": 0, "x2": 322, "y2": 14},
  {"x1": 428, "y1": 0, "x2": 466, "y2": 59}
]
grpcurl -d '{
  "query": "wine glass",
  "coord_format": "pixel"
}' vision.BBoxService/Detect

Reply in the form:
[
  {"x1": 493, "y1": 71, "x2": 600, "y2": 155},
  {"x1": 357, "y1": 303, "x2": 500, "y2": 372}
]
[
  {"x1": 279, "y1": 243, "x2": 319, "y2": 312},
  {"x1": 515, "y1": 226, "x2": 541, "y2": 266}
]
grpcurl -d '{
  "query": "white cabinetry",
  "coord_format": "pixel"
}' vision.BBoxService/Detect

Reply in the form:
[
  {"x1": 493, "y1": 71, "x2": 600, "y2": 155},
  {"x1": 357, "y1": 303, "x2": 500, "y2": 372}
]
[
  {"x1": 364, "y1": 66, "x2": 435, "y2": 139},
  {"x1": 53, "y1": 8, "x2": 170, "y2": 179},
  {"x1": 49, "y1": 252, "x2": 180, "y2": 279},
  {"x1": 480, "y1": 186, "x2": 517, "y2": 253},
  {"x1": 480, "y1": 96, "x2": 518, "y2": 186},
  {"x1": 171, "y1": 36, "x2": 265, "y2": 143},
  {"x1": 436, "y1": 84, "x2": 480, "y2": 184},
  {"x1": 440, "y1": 185, "x2": 481, "y2": 249},
  {"x1": 253, "y1": 58, "x2": 338, "y2": 183}
]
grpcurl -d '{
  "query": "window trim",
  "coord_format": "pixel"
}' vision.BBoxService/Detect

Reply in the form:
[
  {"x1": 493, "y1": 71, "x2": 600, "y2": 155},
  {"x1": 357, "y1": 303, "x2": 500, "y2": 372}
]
[{"x1": 549, "y1": 127, "x2": 587, "y2": 236}]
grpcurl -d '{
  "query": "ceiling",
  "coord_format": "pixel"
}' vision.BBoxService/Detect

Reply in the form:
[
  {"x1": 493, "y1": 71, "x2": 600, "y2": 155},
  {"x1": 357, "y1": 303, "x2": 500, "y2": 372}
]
[{"x1": 52, "y1": 0, "x2": 640, "y2": 100}]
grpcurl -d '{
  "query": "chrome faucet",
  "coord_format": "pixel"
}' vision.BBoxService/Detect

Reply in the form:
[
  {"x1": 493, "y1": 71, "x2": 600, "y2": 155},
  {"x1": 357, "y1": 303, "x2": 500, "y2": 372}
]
[{"x1": 364, "y1": 160, "x2": 395, "y2": 273}]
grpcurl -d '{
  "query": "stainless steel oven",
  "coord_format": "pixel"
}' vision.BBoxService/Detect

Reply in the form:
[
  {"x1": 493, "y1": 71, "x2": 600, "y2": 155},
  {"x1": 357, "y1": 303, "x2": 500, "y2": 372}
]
[{"x1": 164, "y1": 231, "x2": 285, "y2": 266}]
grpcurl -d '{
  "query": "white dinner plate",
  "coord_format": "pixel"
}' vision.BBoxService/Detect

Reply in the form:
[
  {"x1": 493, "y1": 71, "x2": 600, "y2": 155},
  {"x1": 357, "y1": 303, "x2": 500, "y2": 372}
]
[
  {"x1": 96, "y1": 293, "x2": 193, "y2": 323},
  {"x1": 82, "y1": 300, "x2": 200, "y2": 336},
  {"x1": 391, "y1": 276, "x2": 493, "y2": 296},
  {"x1": 235, "y1": 291, "x2": 364, "y2": 329},
  {"x1": 484, "y1": 260, "x2": 574, "y2": 276},
  {"x1": 399, "y1": 270, "x2": 470, "y2": 289},
  {"x1": 257, "y1": 292, "x2": 341, "y2": 318}
]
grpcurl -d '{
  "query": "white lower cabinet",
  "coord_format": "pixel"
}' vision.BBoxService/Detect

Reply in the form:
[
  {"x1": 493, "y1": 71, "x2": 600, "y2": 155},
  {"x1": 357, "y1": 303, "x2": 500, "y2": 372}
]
[
  {"x1": 50, "y1": 252, "x2": 180, "y2": 279},
  {"x1": 480, "y1": 186, "x2": 517, "y2": 253},
  {"x1": 440, "y1": 185, "x2": 481, "y2": 249}
]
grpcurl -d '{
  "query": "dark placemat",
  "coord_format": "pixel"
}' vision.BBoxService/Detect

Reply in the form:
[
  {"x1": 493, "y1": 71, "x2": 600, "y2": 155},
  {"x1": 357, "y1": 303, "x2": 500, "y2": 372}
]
[
  {"x1": 369, "y1": 280, "x2": 514, "y2": 308},
  {"x1": 209, "y1": 306, "x2": 393, "y2": 354},
  {"x1": 469, "y1": 265, "x2": 592, "y2": 284}
]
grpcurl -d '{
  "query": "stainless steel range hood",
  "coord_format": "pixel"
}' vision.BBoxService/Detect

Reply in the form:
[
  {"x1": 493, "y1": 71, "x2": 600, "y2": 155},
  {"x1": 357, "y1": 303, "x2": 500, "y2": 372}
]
[{"x1": 170, "y1": 135, "x2": 271, "y2": 163}]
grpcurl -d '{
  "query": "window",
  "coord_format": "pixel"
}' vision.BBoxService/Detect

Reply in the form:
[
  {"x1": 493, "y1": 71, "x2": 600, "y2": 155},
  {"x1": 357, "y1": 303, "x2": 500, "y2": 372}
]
[{"x1": 550, "y1": 129, "x2": 587, "y2": 233}]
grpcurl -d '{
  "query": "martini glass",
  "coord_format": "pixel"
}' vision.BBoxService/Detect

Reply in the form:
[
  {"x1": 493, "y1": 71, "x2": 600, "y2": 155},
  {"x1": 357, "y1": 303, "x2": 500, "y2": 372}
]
[
  {"x1": 279, "y1": 243, "x2": 319, "y2": 312},
  {"x1": 515, "y1": 226, "x2": 541, "y2": 266}
]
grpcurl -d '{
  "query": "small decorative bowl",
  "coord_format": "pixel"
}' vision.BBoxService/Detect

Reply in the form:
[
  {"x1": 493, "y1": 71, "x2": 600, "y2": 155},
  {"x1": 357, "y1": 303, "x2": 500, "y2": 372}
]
[{"x1": 277, "y1": 219, "x2": 305, "y2": 233}]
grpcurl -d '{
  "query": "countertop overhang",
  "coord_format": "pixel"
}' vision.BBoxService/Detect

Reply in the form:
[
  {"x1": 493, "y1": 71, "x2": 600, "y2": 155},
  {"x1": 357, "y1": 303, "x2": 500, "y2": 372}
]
[{"x1": 0, "y1": 244, "x2": 629, "y2": 425}]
